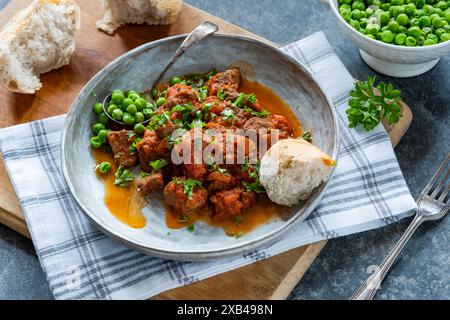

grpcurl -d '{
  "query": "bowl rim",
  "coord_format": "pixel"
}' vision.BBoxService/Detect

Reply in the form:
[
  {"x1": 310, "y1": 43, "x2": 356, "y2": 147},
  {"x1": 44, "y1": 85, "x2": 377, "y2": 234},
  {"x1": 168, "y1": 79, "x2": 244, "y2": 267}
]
[
  {"x1": 61, "y1": 33, "x2": 340, "y2": 260},
  {"x1": 328, "y1": 0, "x2": 450, "y2": 51}
]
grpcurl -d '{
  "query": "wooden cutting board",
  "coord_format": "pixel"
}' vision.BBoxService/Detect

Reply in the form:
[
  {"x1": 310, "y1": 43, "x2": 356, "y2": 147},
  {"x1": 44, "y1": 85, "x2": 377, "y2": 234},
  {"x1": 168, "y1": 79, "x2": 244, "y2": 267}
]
[{"x1": 0, "y1": 0, "x2": 412, "y2": 300}]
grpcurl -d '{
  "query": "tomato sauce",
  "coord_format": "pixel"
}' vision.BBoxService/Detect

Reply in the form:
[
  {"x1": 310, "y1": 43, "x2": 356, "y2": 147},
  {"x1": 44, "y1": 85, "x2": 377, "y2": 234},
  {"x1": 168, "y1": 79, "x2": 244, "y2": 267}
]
[{"x1": 93, "y1": 79, "x2": 301, "y2": 235}]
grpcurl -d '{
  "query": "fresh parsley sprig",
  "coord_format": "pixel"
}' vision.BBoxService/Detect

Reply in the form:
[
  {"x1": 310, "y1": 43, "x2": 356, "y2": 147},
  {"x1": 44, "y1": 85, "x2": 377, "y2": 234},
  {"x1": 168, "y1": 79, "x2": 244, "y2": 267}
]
[
  {"x1": 346, "y1": 76, "x2": 402, "y2": 131},
  {"x1": 114, "y1": 165, "x2": 134, "y2": 187}
]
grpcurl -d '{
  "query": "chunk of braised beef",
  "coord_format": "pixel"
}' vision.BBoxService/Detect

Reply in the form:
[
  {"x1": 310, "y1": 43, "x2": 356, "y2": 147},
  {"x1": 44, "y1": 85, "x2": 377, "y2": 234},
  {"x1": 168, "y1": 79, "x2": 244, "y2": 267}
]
[
  {"x1": 206, "y1": 171, "x2": 237, "y2": 192},
  {"x1": 207, "y1": 69, "x2": 241, "y2": 99},
  {"x1": 136, "y1": 130, "x2": 167, "y2": 172},
  {"x1": 164, "y1": 83, "x2": 198, "y2": 109},
  {"x1": 163, "y1": 177, "x2": 208, "y2": 214},
  {"x1": 137, "y1": 172, "x2": 165, "y2": 196},
  {"x1": 107, "y1": 130, "x2": 138, "y2": 167},
  {"x1": 209, "y1": 187, "x2": 256, "y2": 221},
  {"x1": 183, "y1": 163, "x2": 208, "y2": 181}
]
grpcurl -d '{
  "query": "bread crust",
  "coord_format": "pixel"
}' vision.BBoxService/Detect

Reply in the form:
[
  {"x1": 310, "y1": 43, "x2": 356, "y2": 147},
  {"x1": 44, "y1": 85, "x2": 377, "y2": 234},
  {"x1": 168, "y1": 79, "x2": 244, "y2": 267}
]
[
  {"x1": 0, "y1": 0, "x2": 78, "y2": 94},
  {"x1": 96, "y1": 0, "x2": 182, "y2": 35}
]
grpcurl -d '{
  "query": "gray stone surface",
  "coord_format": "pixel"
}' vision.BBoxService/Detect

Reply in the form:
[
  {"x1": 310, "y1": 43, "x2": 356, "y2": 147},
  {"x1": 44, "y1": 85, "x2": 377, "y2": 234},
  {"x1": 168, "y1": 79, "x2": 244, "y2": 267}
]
[{"x1": 0, "y1": 0, "x2": 448, "y2": 300}]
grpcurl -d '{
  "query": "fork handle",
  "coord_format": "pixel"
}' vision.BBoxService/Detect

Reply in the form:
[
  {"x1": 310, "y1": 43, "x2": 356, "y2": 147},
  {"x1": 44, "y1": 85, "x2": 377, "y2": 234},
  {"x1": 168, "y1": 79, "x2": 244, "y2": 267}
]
[{"x1": 350, "y1": 212, "x2": 423, "y2": 300}]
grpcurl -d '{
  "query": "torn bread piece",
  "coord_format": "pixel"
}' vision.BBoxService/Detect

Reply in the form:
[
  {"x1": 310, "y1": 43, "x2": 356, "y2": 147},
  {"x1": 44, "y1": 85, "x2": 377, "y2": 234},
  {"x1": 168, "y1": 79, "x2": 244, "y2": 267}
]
[
  {"x1": 0, "y1": 0, "x2": 79, "y2": 94},
  {"x1": 96, "y1": 0, "x2": 182, "y2": 35},
  {"x1": 259, "y1": 138, "x2": 336, "y2": 207}
]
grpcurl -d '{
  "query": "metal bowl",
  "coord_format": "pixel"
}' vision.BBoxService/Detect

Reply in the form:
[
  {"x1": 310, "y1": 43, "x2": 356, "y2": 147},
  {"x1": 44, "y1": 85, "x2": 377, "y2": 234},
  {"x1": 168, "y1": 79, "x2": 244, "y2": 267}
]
[{"x1": 61, "y1": 34, "x2": 339, "y2": 261}]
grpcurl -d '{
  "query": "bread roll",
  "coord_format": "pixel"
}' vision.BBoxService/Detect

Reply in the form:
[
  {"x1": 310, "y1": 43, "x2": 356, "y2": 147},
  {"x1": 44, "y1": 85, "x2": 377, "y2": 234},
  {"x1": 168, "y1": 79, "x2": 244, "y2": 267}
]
[
  {"x1": 96, "y1": 0, "x2": 182, "y2": 35},
  {"x1": 259, "y1": 138, "x2": 335, "y2": 206},
  {"x1": 0, "y1": 0, "x2": 79, "y2": 94}
]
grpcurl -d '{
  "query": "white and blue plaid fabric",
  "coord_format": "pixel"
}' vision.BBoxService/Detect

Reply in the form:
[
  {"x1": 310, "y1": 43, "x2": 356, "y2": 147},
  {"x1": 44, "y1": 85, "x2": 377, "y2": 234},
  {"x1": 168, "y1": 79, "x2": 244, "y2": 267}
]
[{"x1": 0, "y1": 32, "x2": 417, "y2": 299}]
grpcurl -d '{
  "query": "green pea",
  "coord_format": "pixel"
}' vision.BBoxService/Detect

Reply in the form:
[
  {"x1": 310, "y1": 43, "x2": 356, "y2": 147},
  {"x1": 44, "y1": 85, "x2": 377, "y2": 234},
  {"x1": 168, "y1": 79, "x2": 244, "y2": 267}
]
[
  {"x1": 90, "y1": 136, "x2": 102, "y2": 149},
  {"x1": 97, "y1": 129, "x2": 108, "y2": 143},
  {"x1": 111, "y1": 91, "x2": 125, "y2": 105},
  {"x1": 379, "y1": 11, "x2": 390, "y2": 26},
  {"x1": 169, "y1": 77, "x2": 182, "y2": 86},
  {"x1": 112, "y1": 108, "x2": 124, "y2": 121},
  {"x1": 395, "y1": 33, "x2": 407, "y2": 44},
  {"x1": 414, "y1": 8, "x2": 424, "y2": 17},
  {"x1": 160, "y1": 90, "x2": 167, "y2": 97},
  {"x1": 435, "y1": 27, "x2": 446, "y2": 38},
  {"x1": 142, "y1": 108, "x2": 153, "y2": 119},
  {"x1": 107, "y1": 104, "x2": 118, "y2": 115},
  {"x1": 372, "y1": 0, "x2": 381, "y2": 6},
  {"x1": 409, "y1": 17, "x2": 419, "y2": 26},
  {"x1": 396, "y1": 13, "x2": 409, "y2": 25},
  {"x1": 92, "y1": 122, "x2": 105, "y2": 135},
  {"x1": 445, "y1": 9, "x2": 450, "y2": 22},
  {"x1": 98, "y1": 112, "x2": 110, "y2": 124},
  {"x1": 93, "y1": 102, "x2": 104, "y2": 115},
  {"x1": 351, "y1": 9, "x2": 362, "y2": 20},
  {"x1": 398, "y1": 25, "x2": 408, "y2": 33},
  {"x1": 126, "y1": 104, "x2": 137, "y2": 115},
  {"x1": 423, "y1": 38, "x2": 436, "y2": 45},
  {"x1": 127, "y1": 90, "x2": 139, "y2": 97},
  {"x1": 414, "y1": 0, "x2": 425, "y2": 9},
  {"x1": 388, "y1": 20, "x2": 400, "y2": 32},
  {"x1": 434, "y1": 8, "x2": 444, "y2": 17},
  {"x1": 432, "y1": 16, "x2": 445, "y2": 28},
  {"x1": 381, "y1": 30, "x2": 395, "y2": 43},
  {"x1": 422, "y1": 26, "x2": 433, "y2": 35},
  {"x1": 437, "y1": 1, "x2": 448, "y2": 10},
  {"x1": 366, "y1": 34, "x2": 376, "y2": 39},
  {"x1": 136, "y1": 98, "x2": 147, "y2": 111},
  {"x1": 419, "y1": 15, "x2": 432, "y2": 26},
  {"x1": 350, "y1": 19, "x2": 361, "y2": 29},
  {"x1": 405, "y1": 36, "x2": 417, "y2": 46},
  {"x1": 381, "y1": 3, "x2": 390, "y2": 11},
  {"x1": 405, "y1": 3, "x2": 416, "y2": 16},
  {"x1": 407, "y1": 26, "x2": 422, "y2": 37},
  {"x1": 376, "y1": 32, "x2": 383, "y2": 40},
  {"x1": 96, "y1": 162, "x2": 111, "y2": 175},
  {"x1": 444, "y1": 24, "x2": 450, "y2": 32},
  {"x1": 156, "y1": 97, "x2": 167, "y2": 107},
  {"x1": 122, "y1": 113, "x2": 135, "y2": 124},
  {"x1": 422, "y1": 4, "x2": 434, "y2": 15},
  {"x1": 416, "y1": 35, "x2": 425, "y2": 45},
  {"x1": 122, "y1": 98, "x2": 133, "y2": 108},
  {"x1": 389, "y1": 5, "x2": 401, "y2": 17},
  {"x1": 128, "y1": 93, "x2": 140, "y2": 102},
  {"x1": 134, "y1": 123, "x2": 145, "y2": 134},
  {"x1": 352, "y1": 1, "x2": 365, "y2": 11},
  {"x1": 146, "y1": 101, "x2": 156, "y2": 111},
  {"x1": 441, "y1": 32, "x2": 450, "y2": 41},
  {"x1": 135, "y1": 112, "x2": 145, "y2": 123},
  {"x1": 427, "y1": 33, "x2": 439, "y2": 43},
  {"x1": 391, "y1": 0, "x2": 403, "y2": 5}
]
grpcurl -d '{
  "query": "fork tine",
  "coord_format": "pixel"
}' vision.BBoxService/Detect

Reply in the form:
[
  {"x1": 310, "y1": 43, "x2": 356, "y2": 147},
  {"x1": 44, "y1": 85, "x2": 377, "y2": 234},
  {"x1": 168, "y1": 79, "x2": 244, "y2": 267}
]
[
  {"x1": 422, "y1": 154, "x2": 450, "y2": 198},
  {"x1": 430, "y1": 165, "x2": 450, "y2": 199},
  {"x1": 437, "y1": 184, "x2": 450, "y2": 203}
]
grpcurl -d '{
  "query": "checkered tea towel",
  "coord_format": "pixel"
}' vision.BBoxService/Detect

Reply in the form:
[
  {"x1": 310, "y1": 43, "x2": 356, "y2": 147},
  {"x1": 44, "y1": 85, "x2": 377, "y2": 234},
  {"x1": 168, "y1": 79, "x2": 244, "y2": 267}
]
[{"x1": 0, "y1": 32, "x2": 417, "y2": 299}]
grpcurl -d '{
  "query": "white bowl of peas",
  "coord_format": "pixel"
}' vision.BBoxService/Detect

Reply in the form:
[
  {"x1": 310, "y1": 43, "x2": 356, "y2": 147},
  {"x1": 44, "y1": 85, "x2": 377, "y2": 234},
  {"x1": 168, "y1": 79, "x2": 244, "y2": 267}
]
[{"x1": 329, "y1": 0, "x2": 450, "y2": 77}]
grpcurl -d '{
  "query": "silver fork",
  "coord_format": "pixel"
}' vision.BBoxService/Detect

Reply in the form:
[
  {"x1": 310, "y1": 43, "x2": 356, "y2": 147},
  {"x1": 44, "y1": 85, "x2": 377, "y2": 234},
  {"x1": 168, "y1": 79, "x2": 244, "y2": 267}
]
[{"x1": 351, "y1": 153, "x2": 450, "y2": 300}]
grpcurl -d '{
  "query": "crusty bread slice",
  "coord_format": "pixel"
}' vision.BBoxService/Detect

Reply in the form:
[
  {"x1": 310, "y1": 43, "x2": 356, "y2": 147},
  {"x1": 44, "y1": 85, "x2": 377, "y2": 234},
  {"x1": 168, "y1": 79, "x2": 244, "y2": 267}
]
[
  {"x1": 97, "y1": 0, "x2": 182, "y2": 35},
  {"x1": 0, "y1": 0, "x2": 79, "y2": 94}
]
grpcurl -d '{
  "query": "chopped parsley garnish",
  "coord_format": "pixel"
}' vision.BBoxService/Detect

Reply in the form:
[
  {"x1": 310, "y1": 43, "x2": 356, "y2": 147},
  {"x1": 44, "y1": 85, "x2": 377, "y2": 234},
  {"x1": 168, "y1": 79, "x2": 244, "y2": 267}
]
[
  {"x1": 187, "y1": 224, "x2": 195, "y2": 232},
  {"x1": 128, "y1": 137, "x2": 142, "y2": 155},
  {"x1": 140, "y1": 172, "x2": 150, "y2": 178},
  {"x1": 217, "y1": 89, "x2": 228, "y2": 101},
  {"x1": 243, "y1": 106, "x2": 269, "y2": 118},
  {"x1": 114, "y1": 165, "x2": 134, "y2": 187},
  {"x1": 207, "y1": 163, "x2": 229, "y2": 175},
  {"x1": 149, "y1": 158, "x2": 168, "y2": 171},
  {"x1": 221, "y1": 108, "x2": 237, "y2": 124},
  {"x1": 300, "y1": 131, "x2": 312, "y2": 143},
  {"x1": 147, "y1": 111, "x2": 170, "y2": 130},
  {"x1": 346, "y1": 76, "x2": 402, "y2": 131},
  {"x1": 233, "y1": 93, "x2": 257, "y2": 108},
  {"x1": 173, "y1": 177, "x2": 204, "y2": 199},
  {"x1": 189, "y1": 119, "x2": 205, "y2": 129},
  {"x1": 241, "y1": 158, "x2": 265, "y2": 193}
]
